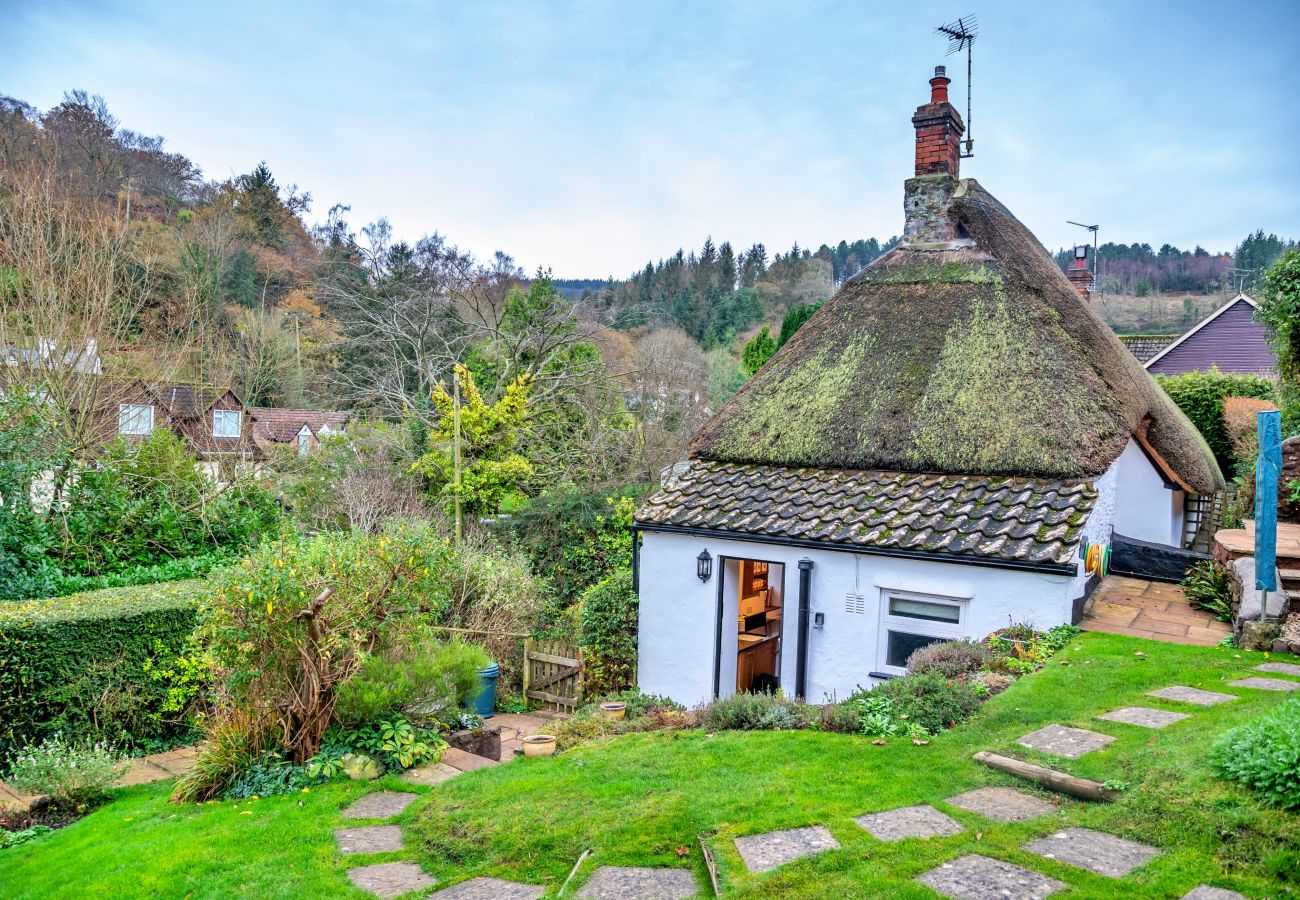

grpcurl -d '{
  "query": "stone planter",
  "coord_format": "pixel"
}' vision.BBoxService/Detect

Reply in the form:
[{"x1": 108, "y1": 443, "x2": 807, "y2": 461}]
[
  {"x1": 522, "y1": 734, "x2": 557, "y2": 757},
  {"x1": 599, "y1": 702, "x2": 627, "y2": 720}
]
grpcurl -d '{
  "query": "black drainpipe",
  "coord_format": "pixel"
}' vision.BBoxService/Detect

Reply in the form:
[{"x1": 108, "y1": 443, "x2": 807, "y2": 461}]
[
  {"x1": 795, "y1": 558, "x2": 814, "y2": 700},
  {"x1": 629, "y1": 525, "x2": 640, "y2": 593}
]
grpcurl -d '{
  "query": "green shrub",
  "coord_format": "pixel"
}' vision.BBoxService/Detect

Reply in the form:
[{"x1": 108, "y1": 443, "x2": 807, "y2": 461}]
[
  {"x1": 1211, "y1": 697, "x2": 1300, "y2": 810},
  {"x1": 45, "y1": 553, "x2": 227, "y2": 598},
  {"x1": 7, "y1": 735, "x2": 127, "y2": 809},
  {"x1": 319, "y1": 714, "x2": 446, "y2": 773},
  {"x1": 223, "y1": 752, "x2": 312, "y2": 800},
  {"x1": 1155, "y1": 369, "x2": 1277, "y2": 472},
  {"x1": 333, "y1": 637, "x2": 491, "y2": 727},
  {"x1": 578, "y1": 569, "x2": 638, "y2": 697},
  {"x1": 0, "y1": 580, "x2": 204, "y2": 765},
  {"x1": 697, "y1": 692, "x2": 819, "y2": 731},
  {"x1": 830, "y1": 691, "x2": 922, "y2": 738},
  {"x1": 1183, "y1": 560, "x2": 1234, "y2": 622},
  {"x1": 869, "y1": 672, "x2": 983, "y2": 734},
  {"x1": 906, "y1": 639, "x2": 988, "y2": 679}
]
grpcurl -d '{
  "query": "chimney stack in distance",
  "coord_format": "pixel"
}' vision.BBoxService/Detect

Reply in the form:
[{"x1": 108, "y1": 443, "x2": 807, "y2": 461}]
[
  {"x1": 912, "y1": 65, "x2": 965, "y2": 177},
  {"x1": 1068, "y1": 245, "x2": 1094, "y2": 302}
]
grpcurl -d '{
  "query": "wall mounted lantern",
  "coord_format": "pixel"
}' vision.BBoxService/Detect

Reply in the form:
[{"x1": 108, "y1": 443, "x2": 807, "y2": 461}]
[{"x1": 696, "y1": 549, "x2": 713, "y2": 583}]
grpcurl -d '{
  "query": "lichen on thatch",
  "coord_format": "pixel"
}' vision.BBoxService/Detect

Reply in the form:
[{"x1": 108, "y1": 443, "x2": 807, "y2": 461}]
[{"x1": 690, "y1": 179, "x2": 1224, "y2": 494}]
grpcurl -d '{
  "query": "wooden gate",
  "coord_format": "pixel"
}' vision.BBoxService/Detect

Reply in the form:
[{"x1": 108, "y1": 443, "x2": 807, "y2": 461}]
[{"x1": 523, "y1": 639, "x2": 584, "y2": 712}]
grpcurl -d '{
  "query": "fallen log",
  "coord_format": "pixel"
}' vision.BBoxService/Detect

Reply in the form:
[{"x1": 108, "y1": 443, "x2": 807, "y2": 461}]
[{"x1": 973, "y1": 751, "x2": 1118, "y2": 802}]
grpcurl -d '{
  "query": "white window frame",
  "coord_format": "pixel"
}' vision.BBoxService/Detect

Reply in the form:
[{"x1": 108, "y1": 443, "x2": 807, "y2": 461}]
[
  {"x1": 118, "y1": 403, "x2": 154, "y2": 435},
  {"x1": 876, "y1": 589, "x2": 967, "y2": 676},
  {"x1": 297, "y1": 424, "x2": 312, "y2": 457},
  {"x1": 212, "y1": 408, "x2": 242, "y2": 438}
]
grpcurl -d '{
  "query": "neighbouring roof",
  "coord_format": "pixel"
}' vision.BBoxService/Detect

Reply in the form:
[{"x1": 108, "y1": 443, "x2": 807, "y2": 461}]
[
  {"x1": 249, "y1": 407, "x2": 351, "y2": 442},
  {"x1": 689, "y1": 178, "x2": 1224, "y2": 495},
  {"x1": 1145, "y1": 294, "x2": 1276, "y2": 377},
  {"x1": 1117, "y1": 334, "x2": 1179, "y2": 364},
  {"x1": 636, "y1": 460, "x2": 1096, "y2": 570},
  {"x1": 142, "y1": 382, "x2": 239, "y2": 417}
]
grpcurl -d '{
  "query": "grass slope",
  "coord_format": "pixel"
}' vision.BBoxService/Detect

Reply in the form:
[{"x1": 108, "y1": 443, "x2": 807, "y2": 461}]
[{"x1": 3, "y1": 633, "x2": 1297, "y2": 898}]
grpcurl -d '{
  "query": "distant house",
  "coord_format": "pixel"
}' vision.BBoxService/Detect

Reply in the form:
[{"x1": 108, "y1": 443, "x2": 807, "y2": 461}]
[
  {"x1": 116, "y1": 381, "x2": 253, "y2": 475},
  {"x1": 1142, "y1": 294, "x2": 1276, "y2": 377},
  {"x1": 249, "y1": 407, "x2": 351, "y2": 458},
  {"x1": 1116, "y1": 334, "x2": 1178, "y2": 364},
  {"x1": 1, "y1": 338, "x2": 102, "y2": 375},
  {"x1": 632, "y1": 68, "x2": 1223, "y2": 707}
]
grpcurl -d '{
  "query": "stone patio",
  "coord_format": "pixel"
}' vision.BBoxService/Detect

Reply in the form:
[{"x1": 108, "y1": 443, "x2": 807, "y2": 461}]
[
  {"x1": 1016, "y1": 724, "x2": 1115, "y2": 759},
  {"x1": 734, "y1": 825, "x2": 841, "y2": 872},
  {"x1": 347, "y1": 861, "x2": 437, "y2": 898},
  {"x1": 430, "y1": 877, "x2": 544, "y2": 899},
  {"x1": 1147, "y1": 685, "x2": 1238, "y2": 706},
  {"x1": 1081, "y1": 575, "x2": 1231, "y2": 646},
  {"x1": 342, "y1": 791, "x2": 420, "y2": 820},
  {"x1": 944, "y1": 787, "x2": 1056, "y2": 823},
  {"x1": 575, "y1": 865, "x2": 698, "y2": 899},
  {"x1": 1024, "y1": 828, "x2": 1160, "y2": 877},
  {"x1": 917, "y1": 853, "x2": 1065, "y2": 900},
  {"x1": 335, "y1": 825, "x2": 404, "y2": 855},
  {"x1": 854, "y1": 804, "x2": 963, "y2": 841},
  {"x1": 1097, "y1": 707, "x2": 1191, "y2": 729},
  {"x1": 1228, "y1": 676, "x2": 1300, "y2": 692},
  {"x1": 1255, "y1": 661, "x2": 1300, "y2": 677}
]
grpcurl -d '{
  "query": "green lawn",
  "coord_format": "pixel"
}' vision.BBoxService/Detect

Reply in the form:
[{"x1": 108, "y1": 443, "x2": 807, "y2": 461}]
[{"x1": 4, "y1": 633, "x2": 1298, "y2": 898}]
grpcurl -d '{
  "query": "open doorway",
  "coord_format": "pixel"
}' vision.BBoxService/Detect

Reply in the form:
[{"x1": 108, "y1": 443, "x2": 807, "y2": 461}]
[{"x1": 733, "y1": 559, "x2": 785, "y2": 693}]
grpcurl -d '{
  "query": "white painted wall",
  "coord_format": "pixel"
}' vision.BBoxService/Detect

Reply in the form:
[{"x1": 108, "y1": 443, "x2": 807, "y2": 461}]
[
  {"x1": 1110, "y1": 439, "x2": 1182, "y2": 546},
  {"x1": 637, "y1": 530, "x2": 1077, "y2": 707}
]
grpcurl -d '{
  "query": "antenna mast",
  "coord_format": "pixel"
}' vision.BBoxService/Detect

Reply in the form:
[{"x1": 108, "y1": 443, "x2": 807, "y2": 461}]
[
  {"x1": 1067, "y1": 220, "x2": 1100, "y2": 282},
  {"x1": 935, "y1": 15, "x2": 978, "y2": 158}
]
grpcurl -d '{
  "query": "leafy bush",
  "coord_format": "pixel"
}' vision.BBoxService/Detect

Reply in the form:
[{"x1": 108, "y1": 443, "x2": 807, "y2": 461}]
[
  {"x1": 696, "y1": 692, "x2": 819, "y2": 731},
  {"x1": 44, "y1": 553, "x2": 227, "y2": 598},
  {"x1": 318, "y1": 715, "x2": 446, "y2": 773},
  {"x1": 7, "y1": 735, "x2": 127, "y2": 809},
  {"x1": 172, "y1": 708, "x2": 267, "y2": 802},
  {"x1": 1183, "y1": 560, "x2": 1235, "y2": 622},
  {"x1": 333, "y1": 637, "x2": 491, "y2": 727},
  {"x1": 985, "y1": 623, "x2": 1080, "y2": 674},
  {"x1": 0, "y1": 580, "x2": 203, "y2": 764},
  {"x1": 0, "y1": 825, "x2": 52, "y2": 850},
  {"x1": 869, "y1": 671, "x2": 982, "y2": 734},
  {"x1": 552, "y1": 690, "x2": 692, "y2": 751},
  {"x1": 0, "y1": 391, "x2": 64, "y2": 602},
  {"x1": 968, "y1": 671, "x2": 1014, "y2": 697},
  {"x1": 1155, "y1": 369, "x2": 1277, "y2": 472},
  {"x1": 1212, "y1": 697, "x2": 1300, "y2": 810},
  {"x1": 578, "y1": 569, "x2": 638, "y2": 697},
  {"x1": 829, "y1": 691, "x2": 928, "y2": 738},
  {"x1": 905, "y1": 639, "x2": 988, "y2": 679},
  {"x1": 224, "y1": 752, "x2": 312, "y2": 800}
]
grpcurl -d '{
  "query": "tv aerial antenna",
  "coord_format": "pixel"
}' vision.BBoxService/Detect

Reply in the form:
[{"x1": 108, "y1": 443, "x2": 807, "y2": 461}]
[
  {"x1": 935, "y1": 14, "x2": 977, "y2": 158},
  {"x1": 1067, "y1": 220, "x2": 1100, "y2": 279}
]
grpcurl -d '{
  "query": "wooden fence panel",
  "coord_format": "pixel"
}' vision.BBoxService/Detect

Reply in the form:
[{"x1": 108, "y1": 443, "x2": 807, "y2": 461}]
[{"x1": 523, "y1": 639, "x2": 584, "y2": 712}]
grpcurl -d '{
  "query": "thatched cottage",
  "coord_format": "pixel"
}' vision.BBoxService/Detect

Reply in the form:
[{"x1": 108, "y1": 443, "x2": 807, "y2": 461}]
[{"x1": 633, "y1": 68, "x2": 1223, "y2": 706}]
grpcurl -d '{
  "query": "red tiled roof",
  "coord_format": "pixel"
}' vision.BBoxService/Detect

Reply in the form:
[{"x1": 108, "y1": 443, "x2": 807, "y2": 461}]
[{"x1": 249, "y1": 407, "x2": 351, "y2": 442}]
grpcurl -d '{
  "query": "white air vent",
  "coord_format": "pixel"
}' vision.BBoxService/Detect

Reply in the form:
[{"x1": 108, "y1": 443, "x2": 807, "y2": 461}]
[{"x1": 845, "y1": 593, "x2": 866, "y2": 615}]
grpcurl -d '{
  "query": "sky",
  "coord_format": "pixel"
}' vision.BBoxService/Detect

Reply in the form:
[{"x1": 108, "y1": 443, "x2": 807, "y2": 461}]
[{"x1": 6, "y1": 0, "x2": 1298, "y2": 277}]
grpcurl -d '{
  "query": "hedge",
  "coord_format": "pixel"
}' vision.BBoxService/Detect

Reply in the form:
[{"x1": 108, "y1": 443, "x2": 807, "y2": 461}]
[
  {"x1": 1155, "y1": 369, "x2": 1277, "y2": 474},
  {"x1": 0, "y1": 580, "x2": 205, "y2": 765}
]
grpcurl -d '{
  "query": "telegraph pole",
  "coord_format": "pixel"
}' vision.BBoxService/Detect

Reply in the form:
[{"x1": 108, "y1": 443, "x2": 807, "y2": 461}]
[{"x1": 452, "y1": 367, "x2": 463, "y2": 547}]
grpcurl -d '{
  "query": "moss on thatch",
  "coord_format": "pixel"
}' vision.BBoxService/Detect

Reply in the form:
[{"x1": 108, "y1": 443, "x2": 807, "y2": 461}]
[{"x1": 690, "y1": 179, "x2": 1223, "y2": 493}]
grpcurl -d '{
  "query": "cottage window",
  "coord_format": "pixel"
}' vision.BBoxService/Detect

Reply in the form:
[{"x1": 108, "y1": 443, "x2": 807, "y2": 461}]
[
  {"x1": 118, "y1": 403, "x2": 153, "y2": 435},
  {"x1": 877, "y1": 591, "x2": 965, "y2": 675},
  {"x1": 213, "y1": 409, "x2": 242, "y2": 438}
]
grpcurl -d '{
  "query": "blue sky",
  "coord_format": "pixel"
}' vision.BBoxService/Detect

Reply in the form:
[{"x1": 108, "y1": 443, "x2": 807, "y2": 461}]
[{"x1": 6, "y1": 0, "x2": 1297, "y2": 276}]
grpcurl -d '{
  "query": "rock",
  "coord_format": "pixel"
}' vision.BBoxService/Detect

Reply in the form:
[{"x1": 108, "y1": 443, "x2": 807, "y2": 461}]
[
  {"x1": 1290, "y1": 640, "x2": 1300, "y2": 655},
  {"x1": 1273, "y1": 638, "x2": 1292, "y2": 654},
  {"x1": 341, "y1": 752, "x2": 384, "y2": 781},
  {"x1": 1239, "y1": 622, "x2": 1281, "y2": 652},
  {"x1": 1232, "y1": 557, "x2": 1286, "y2": 625}
]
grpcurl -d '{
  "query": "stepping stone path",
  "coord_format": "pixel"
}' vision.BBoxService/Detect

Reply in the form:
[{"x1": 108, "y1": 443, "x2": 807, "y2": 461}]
[
  {"x1": 734, "y1": 825, "x2": 840, "y2": 872},
  {"x1": 1255, "y1": 661, "x2": 1300, "y2": 678},
  {"x1": 430, "y1": 877, "x2": 544, "y2": 899},
  {"x1": 945, "y1": 787, "x2": 1056, "y2": 822},
  {"x1": 1182, "y1": 886, "x2": 1248, "y2": 900},
  {"x1": 575, "y1": 865, "x2": 698, "y2": 899},
  {"x1": 1024, "y1": 827, "x2": 1160, "y2": 877},
  {"x1": 1147, "y1": 685, "x2": 1237, "y2": 706},
  {"x1": 336, "y1": 825, "x2": 403, "y2": 854},
  {"x1": 1016, "y1": 724, "x2": 1115, "y2": 759},
  {"x1": 347, "y1": 861, "x2": 438, "y2": 899},
  {"x1": 1229, "y1": 676, "x2": 1300, "y2": 692},
  {"x1": 855, "y1": 804, "x2": 963, "y2": 841},
  {"x1": 1097, "y1": 707, "x2": 1190, "y2": 729},
  {"x1": 917, "y1": 853, "x2": 1065, "y2": 900},
  {"x1": 402, "y1": 762, "x2": 463, "y2": 787},
  {"x1": 342, "y1": 791, "x2": 419, "y2": 819}
]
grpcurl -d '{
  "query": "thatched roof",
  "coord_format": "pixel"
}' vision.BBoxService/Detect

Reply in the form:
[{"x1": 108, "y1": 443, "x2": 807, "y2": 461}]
[{"x1": 690, "y1": 178, "x2": 1223, "y2": 494}]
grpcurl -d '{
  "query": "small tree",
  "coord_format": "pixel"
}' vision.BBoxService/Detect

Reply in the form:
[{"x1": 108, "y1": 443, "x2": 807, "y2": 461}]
[
  {"x1": 741, "y1": 326, "x2": 777, "y2": 375},
  {"x1": 1257, "y1": 248, "x2": 1300, "y2": 381}
]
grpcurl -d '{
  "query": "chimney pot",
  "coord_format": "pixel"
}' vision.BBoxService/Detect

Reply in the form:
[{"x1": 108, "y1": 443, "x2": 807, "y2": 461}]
[{"x1": 912, "y1": 67, "x2": 964, "y2": 178}]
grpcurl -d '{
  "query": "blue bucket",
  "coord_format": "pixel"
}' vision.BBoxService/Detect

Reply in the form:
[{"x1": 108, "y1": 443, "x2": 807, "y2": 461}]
[{"x1": 473, "y1": 662, "x2": 500, "y2": 718}]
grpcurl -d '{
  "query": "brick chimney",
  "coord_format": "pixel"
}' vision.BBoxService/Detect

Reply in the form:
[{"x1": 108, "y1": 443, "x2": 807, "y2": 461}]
[
  {"x1": 1067, "y1": 245, "x2": 1094, "y2": 302},
  {"x1": 912, "y1": 65, "x2": 965, "y2": 177}
]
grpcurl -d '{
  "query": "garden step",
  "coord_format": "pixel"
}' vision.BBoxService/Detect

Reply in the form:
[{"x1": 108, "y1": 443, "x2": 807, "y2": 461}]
[
  {"x1": 734, "y1": 825, "x2": 840, "y2": 873},
  {"x1": 854, "y1": 804, "x2": 963, "y2": 841},
  {"x1": 342, "y1": 791, "x2": 419, "y2": 819},
  {"x1": 347, "y1": 861, "x2": 437, "y2": 898},
  {"x1": 441, "y1": 747, "x2": 500, "y2": 772},
  {"x1": 401, "y1": 762, "x2": 462, "y2": 787},
  {"x1": 944, "y1": 787, "x2": 1056, "y2": 822},
  {"x1": 429, "y1": 877, "x2": 544, "y2": 899},
  {"x1": 575, "y1": 866, "x2": 697, "y2": 899},
  {"x1": 335, "y1": 825, "x2": 403, "y2": 855},
  {"x1": 1024, "y1": 827, "x2": 1160, "y2": 878},
  {"x1": 917, "y1": 853, "x2": 1065, "y2": 900},
  {"x1": 1016, "y1": 724, "x2": 1115, "y2": 759}
]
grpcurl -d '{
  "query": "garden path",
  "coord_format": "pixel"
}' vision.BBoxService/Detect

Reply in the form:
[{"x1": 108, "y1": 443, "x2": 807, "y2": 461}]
[{"x1": 1081, "y1": 575, "x2": 1230, "y2": 646}]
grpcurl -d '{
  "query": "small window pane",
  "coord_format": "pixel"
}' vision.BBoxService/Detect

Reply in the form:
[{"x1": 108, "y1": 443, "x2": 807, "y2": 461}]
[
  {"x1": 119, "y1": 404, "x2": 152, "y2": 435},
  {"x1": 213, "y1": 409, "x2": 241, "y2": 438},
  {"x1": 886, "y1": 630, "x2": 945, "y2": 668},
  {"x1": 888, "y1": 597, "x2": 960, "y2": 623}
]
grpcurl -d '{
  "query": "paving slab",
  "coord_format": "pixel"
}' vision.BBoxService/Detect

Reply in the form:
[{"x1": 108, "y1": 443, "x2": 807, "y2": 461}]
[
  {"x1": 1024, "y1": 827, "x2": 1160, "y2": 877},
  {"x1": 734, "y1": 824, "x2": 841, "y2": 872},
  {"x1": 342, "y1": 791, "x2": 420, "y2": 820},
  {"x1": 575, "y1": 865, "x2": 698, "y2": 899},
  {"x1": 1016, "y1": 724, "x2": 1115, "y2": 759},
  {"x1": 347, "y1": 861, "x2": 437, "y2": 898},
  {"x1": 1147, "y1": 686, "x2": 1238, "y2": 706},
  {"x1": 1255, "y1": 661, "x2": 1300, "y2": 678},
  {"x1": 917, "y1": 853, "x2": 1065, "y2": 900},
  {"x1": 1229, "y1": 676, "x2": 1300, "y2": 692},
  {"x1": 335, "y1": 825, "x2": 404, "y2": 855},
  {"x1": 441, "y1": 747, "x2": 500, "y2": 772},
  {"x1": 1181, "y1": 886, "x2": 1247, "y2": 900},
  {"x1": 944, "y1": 787, "x2": 1056, "y2": 823},
  {"x1": 114, "y1": 758, "x2": 172, "y2": 787},
  {"x1": 402, "y1": 762, "x2": 463, "y2": 787},
  {"x1": 430, "y1": 877, "x2": 544, "y2": 899},
  {"x1": 490, "y1": 712, "x2": 550, "y2": 735},
  {"x1": 1097, "y1": 707, "x2": 1191, "y2": 729},
  {"x1": 147, "y1": 750, "x2": 196, "y2": 776},
  {"x1": 854, "y1": 804, "x2": 963, "y2": 841}
]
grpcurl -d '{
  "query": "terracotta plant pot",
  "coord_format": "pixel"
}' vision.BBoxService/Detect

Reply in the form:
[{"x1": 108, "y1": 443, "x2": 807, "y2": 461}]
[
  {"x1": 522, "y1": 734, "x2": 557, "y2": 757},
  {"x1": 599, "y1": 702, "x2": 627, "y2": 720}
]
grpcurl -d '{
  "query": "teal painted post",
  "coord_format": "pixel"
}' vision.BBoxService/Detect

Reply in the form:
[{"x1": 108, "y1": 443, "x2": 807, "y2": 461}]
[{"x1": 1254, "y1": 411, "x2": 1281, "y2": 622}]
